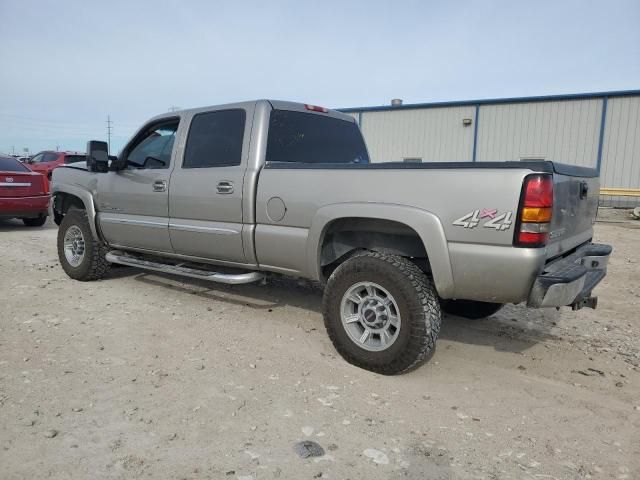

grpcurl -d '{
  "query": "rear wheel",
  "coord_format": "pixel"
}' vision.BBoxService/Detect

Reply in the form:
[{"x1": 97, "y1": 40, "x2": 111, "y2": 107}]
[
  {"x1": 22, "y1": 214, "x2": 47, "y2": 227},
  {"x1": 440, "y1": 299, "x2": 503, "y2": 319},
  {"x1": 323, "y1": 251, "x2": 441, "y2": 375},
  {"x1": 57, "y1": 208, "x2": 110, "y2": 281}
]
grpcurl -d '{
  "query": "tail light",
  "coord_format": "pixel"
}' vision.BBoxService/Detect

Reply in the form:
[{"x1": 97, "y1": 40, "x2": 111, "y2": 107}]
[
  {"x1": 514, "y1": 174, "x2": 553, "y2": 247},
  {"x1": 304, "y1": 104, "x2": 328, "y2": 113},
  {"x1": 41, "y1": 174, "x2": 50, "y2": 194}
]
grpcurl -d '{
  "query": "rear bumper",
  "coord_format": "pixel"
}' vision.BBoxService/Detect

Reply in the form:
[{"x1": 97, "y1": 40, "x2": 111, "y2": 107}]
[
  {"x1": 0, "y1": 195, "x2": 50, "y2": 218},
  {"x1": 527, "y1": 243, "x2": 612, "y2": 309}
]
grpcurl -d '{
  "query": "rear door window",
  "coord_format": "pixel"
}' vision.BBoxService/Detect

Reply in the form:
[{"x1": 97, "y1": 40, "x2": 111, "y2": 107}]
[
  {"x1": 183, "y1": 109, "x2": 246, "y2": 168},
  {"x1": 266, "y1": 110, "x2": 369, "y2": 164}
]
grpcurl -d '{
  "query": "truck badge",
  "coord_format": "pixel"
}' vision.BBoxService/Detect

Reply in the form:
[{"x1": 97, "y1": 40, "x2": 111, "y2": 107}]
[{"x1": 453, "y1": 209, "x2": 513, "y2": 231}]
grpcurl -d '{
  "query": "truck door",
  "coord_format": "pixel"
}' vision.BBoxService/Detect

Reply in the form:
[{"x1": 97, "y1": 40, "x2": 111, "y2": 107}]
[
  {"x1": 96, "y1": 118, "x2": 179, "y2": 252},
  {"x1": 168, "y1": 107, "x2": 250, "y2": 264}
]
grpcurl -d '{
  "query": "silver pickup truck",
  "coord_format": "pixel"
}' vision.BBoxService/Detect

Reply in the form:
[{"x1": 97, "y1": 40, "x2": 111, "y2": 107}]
[{"x1": 52, "y1": 100, "x2": 612, "y2": 374}]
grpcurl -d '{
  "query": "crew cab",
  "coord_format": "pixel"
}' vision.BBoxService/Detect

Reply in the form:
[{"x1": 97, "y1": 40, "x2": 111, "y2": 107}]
[
  {"x1": 51, "y1": 100, "x2": 612, "y2": 374},
  {"x1": 0, "y1": 155, "x2": 50, "y2": 226},
  {"x1": 28, "y1": 150, "x2": 85, "y2": 180}
]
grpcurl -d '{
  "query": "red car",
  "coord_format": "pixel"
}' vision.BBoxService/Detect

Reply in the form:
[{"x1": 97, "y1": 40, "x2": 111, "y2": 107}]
[
  {"x1": 0, "y1": 155, "x2": 50, "y2": 226},
  {"x1": 27, "y1": 150, "x2": 86, "y2": 180}
]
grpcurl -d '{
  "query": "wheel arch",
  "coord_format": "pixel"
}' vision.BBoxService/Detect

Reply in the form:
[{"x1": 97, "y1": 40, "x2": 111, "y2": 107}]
[
  {"x1": 306, "y1": 203, "x2": 454, "y2": 298},
  {"x1": 51, "y1": 184, "x2": 100, "y2": 241}
]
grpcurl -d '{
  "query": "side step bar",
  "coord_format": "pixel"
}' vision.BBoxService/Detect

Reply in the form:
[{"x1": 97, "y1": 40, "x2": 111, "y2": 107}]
[{"x1": 105, "y1": 251, "x2": 266, "y2": 285}]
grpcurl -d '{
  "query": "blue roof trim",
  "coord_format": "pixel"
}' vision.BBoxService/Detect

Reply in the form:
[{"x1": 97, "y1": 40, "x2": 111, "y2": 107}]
[{"x1": 338, "y1": 89, "x2": 640, "y2": 113}]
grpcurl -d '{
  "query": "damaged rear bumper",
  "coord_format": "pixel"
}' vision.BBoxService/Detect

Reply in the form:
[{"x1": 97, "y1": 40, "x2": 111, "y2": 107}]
[{"x1": 527, "y1": 243, "x2": 612, "y2": 310}]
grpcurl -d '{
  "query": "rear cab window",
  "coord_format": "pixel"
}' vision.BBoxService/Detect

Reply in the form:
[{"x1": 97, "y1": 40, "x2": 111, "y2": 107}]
[
  {"x1": 266, "y1": 110, "x2": 369, "y2": 164},
  {"x1": 64, "y1": 155, "x2": 86, "y2": 164}
]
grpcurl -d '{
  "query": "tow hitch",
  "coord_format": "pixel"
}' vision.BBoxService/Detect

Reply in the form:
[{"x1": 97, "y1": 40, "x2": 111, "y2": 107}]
[{"x1": 571, "y1": 296, "x2": 598, "y2": 311}]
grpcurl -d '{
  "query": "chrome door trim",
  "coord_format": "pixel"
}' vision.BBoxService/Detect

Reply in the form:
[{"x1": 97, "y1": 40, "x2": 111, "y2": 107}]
[
  {"x1": 168, "y1": 223, "x2": 239, "y2": 235},
  {"x1": 100, "y1": 217, "x2": 167, "y2": 228}
]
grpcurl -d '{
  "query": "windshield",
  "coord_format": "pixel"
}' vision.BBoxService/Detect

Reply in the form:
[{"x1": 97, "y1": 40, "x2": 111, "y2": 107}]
[{"x1": 30, "y1": 152, "x2": 59, "y2": 164}]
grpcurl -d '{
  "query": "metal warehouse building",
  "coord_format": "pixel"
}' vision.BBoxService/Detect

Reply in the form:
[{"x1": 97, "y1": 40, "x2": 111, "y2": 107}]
[{"x1": 340, "y1": 90, "x2": 640, "y2": 207}]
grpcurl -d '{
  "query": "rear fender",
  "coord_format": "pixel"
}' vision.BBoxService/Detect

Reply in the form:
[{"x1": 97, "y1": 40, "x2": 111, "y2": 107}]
[{"x1": 307, "y1": 203, "x2": 454, "y2": 298}]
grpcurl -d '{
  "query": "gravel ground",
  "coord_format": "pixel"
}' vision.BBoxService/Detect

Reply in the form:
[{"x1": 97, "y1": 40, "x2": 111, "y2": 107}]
[{"x1": 0, "y1": 218, "x2": 638, "y2": 480}]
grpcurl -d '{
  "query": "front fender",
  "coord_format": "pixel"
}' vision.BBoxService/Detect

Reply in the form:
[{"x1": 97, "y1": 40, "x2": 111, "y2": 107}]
[
  {"x1": 306, "y1": 202, "x2": 454, "y2": 298},
  {"x1": 51, "y1": 183, "x2": 100, "y2": 242}
]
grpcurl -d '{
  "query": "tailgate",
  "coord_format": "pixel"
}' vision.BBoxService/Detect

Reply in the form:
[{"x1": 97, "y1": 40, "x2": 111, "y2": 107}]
[
  {"x1": 0, "y1": 172, "x2": 46, "y2": 197},
  {"x1": 546, "y1": 163, "x2": 599, "y2": 258}
]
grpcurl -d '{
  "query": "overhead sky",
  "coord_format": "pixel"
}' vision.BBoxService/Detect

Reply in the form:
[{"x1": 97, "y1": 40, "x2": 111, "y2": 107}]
[{"x1": 1, "y1": 0, "x2": 638, "y2": 154}]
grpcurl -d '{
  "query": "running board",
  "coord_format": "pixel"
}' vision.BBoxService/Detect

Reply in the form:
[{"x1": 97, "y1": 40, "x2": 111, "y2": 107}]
[{"x1": 105, "y1": 251, "x2": 266, "y2": 285}]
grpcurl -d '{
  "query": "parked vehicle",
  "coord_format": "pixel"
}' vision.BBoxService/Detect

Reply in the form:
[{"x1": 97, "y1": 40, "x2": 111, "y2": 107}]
[
  {"x1": 0, "y1": 155, "x2": 50, "y2": 226},
  {"x1": 28, "y1": 151, "x2": 85, "y2": 180},
  {"x1": 51, "y1": 100, "x2": 612, "y2": 374}
]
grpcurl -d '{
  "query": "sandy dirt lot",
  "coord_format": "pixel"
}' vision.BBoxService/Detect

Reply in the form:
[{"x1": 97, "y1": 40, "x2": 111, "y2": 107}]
[{"x1": 1, "y1": 218, "x2": 638, "y2": 480}]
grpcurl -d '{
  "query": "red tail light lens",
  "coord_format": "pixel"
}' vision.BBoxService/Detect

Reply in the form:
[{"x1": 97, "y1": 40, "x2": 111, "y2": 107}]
[
  {"x1": 304, "y1": 104, "x2": 328, "y2": 113},
  {"x1": 523, "y1": 175, "x2": 553, "y2": 207},
  {"x1": 514, "y1": 174, "x2": 553, "y2": 247},
  {"x1": 41, "y1": 174, "x2": 50, "y2": 194}
]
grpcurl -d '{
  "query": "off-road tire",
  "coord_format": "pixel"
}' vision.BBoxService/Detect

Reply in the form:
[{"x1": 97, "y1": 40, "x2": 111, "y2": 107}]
[
  {"x1": 440, "y1": 299, "x2": 503, "y2": 319},
  {"x1": 23, "y1": 215, "x2": 47, "y2": 227},
  {"x1": 322, "y1": 251, "x2": 441, "y2": 375},
  {"x1": 57, "y1": 208, "x2": 110, "y2": 281}
]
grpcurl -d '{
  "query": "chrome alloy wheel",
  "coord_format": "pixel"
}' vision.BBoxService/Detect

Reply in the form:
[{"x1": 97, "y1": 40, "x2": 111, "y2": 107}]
[
  {"x1": 340, "y1": 281, "x2": 401, "y2": 351},
  {"x1": 63, "y1": 225, "x2": 86, "y2": 267}
]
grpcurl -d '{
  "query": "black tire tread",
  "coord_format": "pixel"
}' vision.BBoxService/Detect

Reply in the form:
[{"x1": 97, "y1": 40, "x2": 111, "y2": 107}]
[
  {"x1": 57, "y1": 208, "x2": 110, "y2": 281},
  {"x1": 322, "y1": 251, "x2": 441, "y2": 375}
]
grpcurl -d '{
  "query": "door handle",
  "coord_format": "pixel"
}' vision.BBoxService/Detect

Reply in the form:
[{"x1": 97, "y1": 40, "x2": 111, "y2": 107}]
[
  {"x1": 152, "y1": 180, "x2": 167, "y2": 192},
  {"x1": 217, "y1": 181, "x2": 234, "y2": 194},
  {"x1": 580, "y1": 181, "x2": 589, "y2": 199}
]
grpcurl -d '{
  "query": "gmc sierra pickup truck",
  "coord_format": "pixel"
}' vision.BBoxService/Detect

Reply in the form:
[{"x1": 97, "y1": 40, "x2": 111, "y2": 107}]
[{"x1": 51, "y1": 100, "x2": 612, "y2": 374}]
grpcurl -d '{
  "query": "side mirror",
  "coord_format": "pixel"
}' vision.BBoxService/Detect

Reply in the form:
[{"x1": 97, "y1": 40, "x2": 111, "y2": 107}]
[{"x1": 86, "y1": 140, "x2": 109, "y2": 172}]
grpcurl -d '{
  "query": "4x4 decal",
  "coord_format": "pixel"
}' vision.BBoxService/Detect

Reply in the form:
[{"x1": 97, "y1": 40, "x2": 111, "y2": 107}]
[{"x1": 453, "y1": 209, "x2": 513, "y2": 231}]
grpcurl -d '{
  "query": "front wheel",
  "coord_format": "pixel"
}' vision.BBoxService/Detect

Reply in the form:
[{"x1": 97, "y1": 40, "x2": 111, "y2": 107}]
[
  {"x1": 57, "y1": 208, "x2": 110, "y2": 281},
  {"x1": 322, "y1": 251, "x2": 441, "y2": 375},
  {"x1": 440, "y1": 299, "x2": 503, "y2": 319}
]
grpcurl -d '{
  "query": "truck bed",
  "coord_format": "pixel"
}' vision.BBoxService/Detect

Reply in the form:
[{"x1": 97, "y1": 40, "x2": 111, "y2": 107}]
[{"x1": 255, "y1": 160, "x2": 599, "y2": 303}]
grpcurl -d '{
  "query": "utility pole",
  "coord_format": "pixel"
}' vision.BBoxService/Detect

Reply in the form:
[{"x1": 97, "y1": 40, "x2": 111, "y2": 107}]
[
  {"x1": 106, "y1": 115, "x2": 113, "y2": 154},
  {"x1": 168, "y1": 105, "x2": 180, "y2": 112}
]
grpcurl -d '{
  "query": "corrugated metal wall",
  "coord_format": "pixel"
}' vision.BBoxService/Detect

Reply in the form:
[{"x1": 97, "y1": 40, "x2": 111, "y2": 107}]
[
  {"x1": 599, "y1": 96, "x2": 640, "y2": 207},
  {"x1": 346, "y1": 93, "x2": 640, "y2": 207},
  {"x1": 359, "y1": 107, "x2": 476, "y2": 162},
  {"x1": 475, "y1": 99, "x2": 602, "y2": 166}
]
